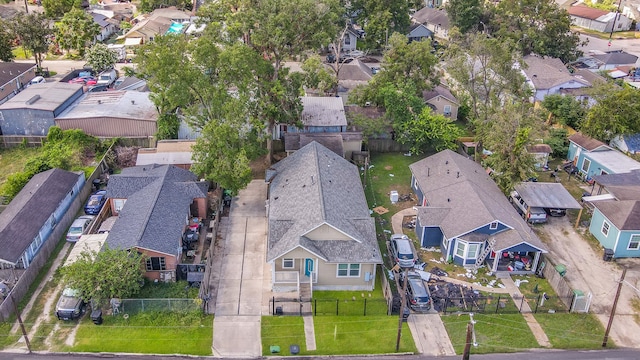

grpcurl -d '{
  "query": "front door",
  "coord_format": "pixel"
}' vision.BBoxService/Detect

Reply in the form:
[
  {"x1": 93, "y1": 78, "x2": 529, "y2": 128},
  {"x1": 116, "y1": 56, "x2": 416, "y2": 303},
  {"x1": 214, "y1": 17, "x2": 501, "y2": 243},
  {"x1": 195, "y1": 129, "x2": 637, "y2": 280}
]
[{"x1": 304, "y1": 258, "x2": 314, "y2": 277}]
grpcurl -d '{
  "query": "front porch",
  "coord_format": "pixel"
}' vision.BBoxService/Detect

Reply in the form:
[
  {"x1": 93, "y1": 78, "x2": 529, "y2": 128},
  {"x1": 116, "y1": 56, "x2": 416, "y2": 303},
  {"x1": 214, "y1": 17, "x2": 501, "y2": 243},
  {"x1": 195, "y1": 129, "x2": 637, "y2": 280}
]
[
  {"x1": 486, "y1": 250, "x2": 541, "y2": 275},
  {"x1": 273, "y1": 270, "x2": 314, "y2": 300}
]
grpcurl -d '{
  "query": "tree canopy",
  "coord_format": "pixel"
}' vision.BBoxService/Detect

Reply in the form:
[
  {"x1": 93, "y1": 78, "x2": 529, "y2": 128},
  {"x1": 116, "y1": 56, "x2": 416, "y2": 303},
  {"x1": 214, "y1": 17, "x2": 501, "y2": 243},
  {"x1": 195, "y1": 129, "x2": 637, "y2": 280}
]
[
  {"x1": 41, "y1": 0, "x2": 83, "y2": 18},
  {"x1": 0, "y1": 19, "x2": 14, "y2": 62},
  {"x1": 581, "y1": 85, "x2": 640, "y2": 142},
  {"x1": 12, "y1": 13, "x2": 52, "y2": 68},
  {"x1": 350, "y1": 0, "x2": 410, "y2": 48},
  {"x1": 139, "y1": 0, "x2": 192, "y2": 12},
  {"x1": 60, "y1": 246, "x2": 145, "y2": 302},
  {"x1": 55, "y1": 8, "x2": 100, "y2": 56},
  {"x1": 541, "y1": 94, "x2": 586, "y2": 129},
  {"x1": 85, "y1": 43, "x2": 118, "y2": 72},
  {"x1": 446, "y1": 0, "x2": 484, "y2": 33}
]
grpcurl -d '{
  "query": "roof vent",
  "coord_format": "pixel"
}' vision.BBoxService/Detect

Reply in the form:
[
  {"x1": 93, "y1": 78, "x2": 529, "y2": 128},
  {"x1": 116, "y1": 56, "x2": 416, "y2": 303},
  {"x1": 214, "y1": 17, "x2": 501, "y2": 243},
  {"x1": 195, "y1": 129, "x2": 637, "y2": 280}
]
[
  {"x1": 131, "y1": 100, "x2": 135, "y2": 105},
  {"x1": 25, "y1": 95, "x2": 40, "y2": 105}
]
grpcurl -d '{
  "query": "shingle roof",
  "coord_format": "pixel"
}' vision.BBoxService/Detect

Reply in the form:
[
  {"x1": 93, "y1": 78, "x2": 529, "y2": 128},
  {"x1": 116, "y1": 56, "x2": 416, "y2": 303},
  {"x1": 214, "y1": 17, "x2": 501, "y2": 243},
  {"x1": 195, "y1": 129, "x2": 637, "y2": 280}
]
[
  {"x1": 91, "y1": 12, "x2": 110, "y2": 28},
  {"x1": 592, "y1": 51, "x2": 638, "y2": 66},
  {"x1": 568, "y1": 132, "x2": 609, "y2": 151},
  {"x1": 301, "y1": 96, "x2": 347, "y2": 127},
  {"x1": 523, "y1": 55, "x2": 590, "y2": 90},
  {"x1": 593, "y1": 200, "x2": 640, "y2": 230},
  {"x1": 593, "y1": 170, "x2": 640, "y2": 188},
  {"x1": 336, "y1": 59, "x2": 373, "y2": 82},
  {"x1": 0, "y1": 63, "x2": 36, "y2": 87},
  {"x1": 285, "y1": 133, "x2": 344, "y2": 156},
  {"x1": 423, "y1": 85, "x2": 458, "y2": 104},
  {"x1": 105, "y1": 164, "x2": 207, "y2": 256},
  {"x1": 267, "y1": 142, "x2": 382, "y2": 263},
  {"x1": 411, "y1": 7, "x2": 449, "y2": 29},
  {"x1": 410, "y1": 150, "x2": 546, "y2": 251},
  {"x1": 0, "y1": 169, "x2": 80, "y2": 264},
  {"x1": 527, "y1": 144, "x2": 552, "y2": 154}
]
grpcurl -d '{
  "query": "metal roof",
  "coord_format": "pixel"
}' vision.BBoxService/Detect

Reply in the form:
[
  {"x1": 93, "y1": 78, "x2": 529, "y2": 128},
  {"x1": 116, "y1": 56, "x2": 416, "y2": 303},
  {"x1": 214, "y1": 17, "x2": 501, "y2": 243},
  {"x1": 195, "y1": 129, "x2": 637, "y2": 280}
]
[
  {"x1": 56, "y1": 91, "x2": 157, "y2": 121},
  {"x1": 0, "y1": 82, "x2": 83, "y2": 112},
  {"x1": 513, "y1": 182, "x2": 582, "y2": 209},
  {"x1": 587, "y1": 150, "x2": 640, "y2": 173}
]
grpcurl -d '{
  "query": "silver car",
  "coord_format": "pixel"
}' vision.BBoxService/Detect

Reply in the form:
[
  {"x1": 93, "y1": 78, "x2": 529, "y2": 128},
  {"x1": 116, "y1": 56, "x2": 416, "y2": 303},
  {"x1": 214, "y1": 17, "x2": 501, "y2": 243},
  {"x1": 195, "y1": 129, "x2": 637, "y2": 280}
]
[
  {"x1": 66, "y1": 215, "x2": 95, "y2": 242},
  {"x1": 389, "y1": 234, "x2": 417, "y2": 268}
]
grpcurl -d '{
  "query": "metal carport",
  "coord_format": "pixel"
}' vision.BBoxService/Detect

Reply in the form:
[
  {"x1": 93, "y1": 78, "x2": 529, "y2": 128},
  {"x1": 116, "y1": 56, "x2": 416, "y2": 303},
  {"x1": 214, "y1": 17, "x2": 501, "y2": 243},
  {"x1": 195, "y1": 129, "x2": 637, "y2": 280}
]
[{"x1": 514, "y1": 182, "x2": 583, "y2": 227}]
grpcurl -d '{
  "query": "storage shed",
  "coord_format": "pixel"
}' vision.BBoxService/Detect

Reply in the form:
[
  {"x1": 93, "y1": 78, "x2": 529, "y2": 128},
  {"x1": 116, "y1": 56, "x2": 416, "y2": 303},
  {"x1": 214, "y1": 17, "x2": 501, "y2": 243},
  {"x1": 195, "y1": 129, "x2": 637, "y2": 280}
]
[
  {"x1": 55, "y1": 91, "x2": 158, "y2": 138},
  {"x1": 0, "y1": 83, "x2": 84, "y2": 136}
]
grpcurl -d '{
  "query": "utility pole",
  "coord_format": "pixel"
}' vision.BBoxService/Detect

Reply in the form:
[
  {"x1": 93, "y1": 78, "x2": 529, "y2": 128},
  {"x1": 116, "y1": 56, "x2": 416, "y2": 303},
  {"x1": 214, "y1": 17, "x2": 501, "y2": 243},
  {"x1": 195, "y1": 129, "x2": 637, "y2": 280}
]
[
  {"x1": 22, "y1": 0, "x2": 28, "y2": 14},
  {"x1": 462, "y1": 317, "x2": 474, "y2": 360},
  {"x1": 10, "y1": 294, "x2": 31, "y2": 353},
  {"x1": 603, "y1": 267, "x2": 626, "y2": 347},
  {"x1": 607, "y1": 0, "x2": 623, "y2": 46},
  {"x1": 395, "y1": 267, "x2": 409, "y2": 352}
]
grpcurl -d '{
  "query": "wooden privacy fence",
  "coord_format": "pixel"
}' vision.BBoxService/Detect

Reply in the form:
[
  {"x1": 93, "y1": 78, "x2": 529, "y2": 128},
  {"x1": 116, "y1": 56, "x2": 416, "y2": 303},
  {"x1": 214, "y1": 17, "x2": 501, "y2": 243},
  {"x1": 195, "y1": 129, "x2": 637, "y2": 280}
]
[{"x1": 0, "y1": 135, "x2": 45, "y2": 148}]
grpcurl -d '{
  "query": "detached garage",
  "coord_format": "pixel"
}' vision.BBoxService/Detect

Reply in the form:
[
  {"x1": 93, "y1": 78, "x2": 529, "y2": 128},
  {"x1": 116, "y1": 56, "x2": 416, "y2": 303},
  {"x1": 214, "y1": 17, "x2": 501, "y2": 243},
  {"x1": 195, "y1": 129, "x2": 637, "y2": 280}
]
[{"x1": 513, "y1": 182, "x2": 583, "y2": 224}]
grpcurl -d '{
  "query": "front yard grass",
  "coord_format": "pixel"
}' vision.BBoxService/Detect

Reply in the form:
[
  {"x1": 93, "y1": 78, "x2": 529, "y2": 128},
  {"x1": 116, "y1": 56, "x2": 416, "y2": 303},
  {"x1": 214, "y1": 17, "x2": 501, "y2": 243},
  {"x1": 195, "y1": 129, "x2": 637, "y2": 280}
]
[
  {"x1": 262, "y1": 315, "x2": 416, "y2": 355},
  {"x1": 442, "y1": 313, "x2": 539, "y2": 354},
  {"x1": 134, "y1": 279, "x2": 200, "y2": 298},
  {"x1": 0, "y1": 147, "x2": 40, "y2": 188},
  {"x1": 534, "y1": 313, "x2": 606, "y2": 349},
  {"x1": 68, "y1": 311, "x2": 212, "y2": 355}
]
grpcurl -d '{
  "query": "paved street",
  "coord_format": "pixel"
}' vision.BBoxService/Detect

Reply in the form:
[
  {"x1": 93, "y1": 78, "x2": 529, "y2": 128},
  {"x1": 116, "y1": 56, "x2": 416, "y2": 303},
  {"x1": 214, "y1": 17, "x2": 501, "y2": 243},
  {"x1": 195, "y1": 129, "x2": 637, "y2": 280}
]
[{"x1": 579, "y1": 34, "x2": 640, "y2": 63}]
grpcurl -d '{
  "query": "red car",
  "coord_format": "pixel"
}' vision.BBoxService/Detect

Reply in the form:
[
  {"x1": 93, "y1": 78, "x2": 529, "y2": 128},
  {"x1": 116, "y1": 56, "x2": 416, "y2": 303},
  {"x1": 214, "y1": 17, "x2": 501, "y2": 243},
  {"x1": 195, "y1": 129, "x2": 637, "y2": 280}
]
[{"x1": 68, "y1": 76, "x2": 97, "y2": 85}]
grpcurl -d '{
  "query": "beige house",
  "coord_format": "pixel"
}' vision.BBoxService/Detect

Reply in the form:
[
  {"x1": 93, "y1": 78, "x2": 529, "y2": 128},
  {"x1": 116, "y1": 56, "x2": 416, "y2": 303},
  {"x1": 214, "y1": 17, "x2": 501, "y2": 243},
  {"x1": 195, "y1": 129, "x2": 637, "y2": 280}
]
[
  {"x1": 423, "y1": 85, "x2": 459, "y2": 119},
  {"x1": 266, "y1": 142, "x2": 382, "y2": 295}
]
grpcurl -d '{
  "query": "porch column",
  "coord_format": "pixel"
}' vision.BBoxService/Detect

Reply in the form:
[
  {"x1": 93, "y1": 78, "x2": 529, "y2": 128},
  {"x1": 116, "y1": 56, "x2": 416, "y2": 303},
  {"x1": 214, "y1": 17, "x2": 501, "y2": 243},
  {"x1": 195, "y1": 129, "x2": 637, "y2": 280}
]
[{"x1": 532, "y1": 252, "x2": 541, "y2": 273}]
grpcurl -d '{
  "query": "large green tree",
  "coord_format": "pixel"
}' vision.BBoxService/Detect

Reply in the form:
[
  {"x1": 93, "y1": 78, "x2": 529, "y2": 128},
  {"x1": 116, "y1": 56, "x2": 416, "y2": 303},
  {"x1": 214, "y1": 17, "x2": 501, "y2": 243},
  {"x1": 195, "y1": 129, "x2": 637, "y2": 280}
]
[
  {"x1": 541, "y1": 94, "x2": 586, "y2": 129},
  {"x1": 581, "y1": 85, "x2": 640, "y2": 142},
  {"x1": 396, "y1": 107, "x2": 463, "y2": 154},
  {"x1": 446, "y1": 31, "x2": 528, "y2": 125},
  {"x1": 446, "y1": 0, "x2": 483, "y2": 33},
  {"x1": 0, "y1": 19, "x2": 14, "y2": 62},
  {"x1": 41, "y1": 0, "x2": 83, "y2": 18},
  {"x1": 351, "y1": 32, "x2": 438, "y2": 105},
  {"x1": 139, "y1": 0, "x2": 192, "y2": 12},
  {"x1": 480, "y1": 103, "x2": 542, "y2": 192},
  {"x1": 55, "y1": 8, "x2": 100, "y2": 56},
  {"x1": 350, "y1": 0, "x2": 410, "y2": 48},
  {"x1": 489, "y1": 0, "x2": 584, "y2": 62},
  {"x1": 11, "y1": 13, "x2": 52, "y2": 68},
  {"x1": 60, "y1": 246, "x2": 145, "y2": 302},
  {"x1": 85, "y1": 43, "x2": 118, "y2": 72}
]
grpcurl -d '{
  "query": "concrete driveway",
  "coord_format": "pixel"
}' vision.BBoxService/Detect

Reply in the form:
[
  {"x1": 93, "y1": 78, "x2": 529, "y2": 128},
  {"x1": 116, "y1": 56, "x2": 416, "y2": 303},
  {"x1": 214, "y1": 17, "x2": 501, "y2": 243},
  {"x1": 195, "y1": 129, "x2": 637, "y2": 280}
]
[{"x1": 212, "y1": 180, "x2": 268, "y2": 358}]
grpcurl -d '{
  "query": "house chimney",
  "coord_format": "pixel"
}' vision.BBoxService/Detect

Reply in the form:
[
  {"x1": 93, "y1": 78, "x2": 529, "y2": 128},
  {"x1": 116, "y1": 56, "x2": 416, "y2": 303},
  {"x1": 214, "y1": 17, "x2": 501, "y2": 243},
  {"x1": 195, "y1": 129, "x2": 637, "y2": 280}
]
[{"x1": 457, "y1": 171, "x2": 459, "y2": 178}]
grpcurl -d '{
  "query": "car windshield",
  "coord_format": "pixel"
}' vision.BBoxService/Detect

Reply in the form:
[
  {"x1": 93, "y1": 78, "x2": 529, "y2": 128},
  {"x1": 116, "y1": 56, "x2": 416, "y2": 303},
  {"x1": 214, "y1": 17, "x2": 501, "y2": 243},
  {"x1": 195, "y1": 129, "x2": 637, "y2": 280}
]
[
  {"x1": 88, "y1": 196, "x2": 101, "y2": 206},
  {"x1": 69, "y1": 226, "x2": 83, "y2": 232},
  {"x1": 100, "y1": 75, "x2": 110, "y2": 80}
]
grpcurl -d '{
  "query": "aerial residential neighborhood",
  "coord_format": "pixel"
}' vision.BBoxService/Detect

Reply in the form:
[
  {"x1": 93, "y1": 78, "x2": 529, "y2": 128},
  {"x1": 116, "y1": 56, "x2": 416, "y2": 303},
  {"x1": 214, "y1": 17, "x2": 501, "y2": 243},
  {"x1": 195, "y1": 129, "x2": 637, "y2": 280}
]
[{"x1": 0, "y1": 0, "x2": 640, "y2": 357}]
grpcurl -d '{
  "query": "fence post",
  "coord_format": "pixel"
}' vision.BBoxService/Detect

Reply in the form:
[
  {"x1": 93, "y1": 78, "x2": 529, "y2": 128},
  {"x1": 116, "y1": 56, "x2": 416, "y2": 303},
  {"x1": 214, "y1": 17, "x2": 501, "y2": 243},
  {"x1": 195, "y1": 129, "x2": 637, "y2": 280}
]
[
  {"x1": 336, "y1": 299, "x2": 339, "y2": 316},
  {"x1": 364, "y1": 298, "x2": 367, "y2": 316},
  {"x1": 534, "y1": 294, "x2": 540, "y2": 313},
  {"x1": 141, "y1": 299, "x2": 144, "y2": 312},
  {"x1": 314, "y1": 299, "x2": 317, "y2": 316},
  {"x1": 495, "y1": 296, "x2": 500, "y2": 314},
  {"x1": 272, "y1": 296, "x2": 275, "y2": 315}
]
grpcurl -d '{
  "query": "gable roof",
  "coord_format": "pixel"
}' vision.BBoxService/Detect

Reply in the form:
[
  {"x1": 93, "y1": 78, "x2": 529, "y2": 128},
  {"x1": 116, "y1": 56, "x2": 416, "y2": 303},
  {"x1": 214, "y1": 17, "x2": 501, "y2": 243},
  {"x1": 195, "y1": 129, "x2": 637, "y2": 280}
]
[
  {"x1": 266, "y1": 142, "x2": 381, "y2": 263},
  {"x1": 91, "y1": 12, "x2": 110, "y2": 28},
  {"x1": 411, "y1": 7, "x2": 449, "y2": 29},
  {"x1": 591, "y1": 51, "x2": 638, "y2": 66},
  {"x1": 594, "y1": 200, "x2": 640, "y2": 230},
  {"x1": 121, "y1": 6, "x2": 191, "y2": 39},
  {"x1": 0, "y1": 169, "x2": 80, "y2": 264},
  {"x1": 568, "y1": 5, "x2": 609, "y2": 20},
  {"x1": 0, "y1": 63, "x2": 36, "y2": 87},
  {"x1": 568, "y1": 132, "x2": 609, "y2": 151},
  {"x1": 410, "y1": 149, "x2": 546, "y2": 251},
  {"x1": 423, "y1": 85, "x2": 458, "y2": 104},
  {"x1": 407, "y1": 23, "x2": 433, "y2": 38},
  {"x1": 522, "y1": 55, "x2": 590, "y2": 90},
  {"x1": 300, "y1": 96, "x2": 347, "y2": 127},
  {"x1": 105, "y1": 164, "x2": 207, "y2": 255},
  {"x1": 336, "y1": 58, "x2": 373, "y2": 82}
]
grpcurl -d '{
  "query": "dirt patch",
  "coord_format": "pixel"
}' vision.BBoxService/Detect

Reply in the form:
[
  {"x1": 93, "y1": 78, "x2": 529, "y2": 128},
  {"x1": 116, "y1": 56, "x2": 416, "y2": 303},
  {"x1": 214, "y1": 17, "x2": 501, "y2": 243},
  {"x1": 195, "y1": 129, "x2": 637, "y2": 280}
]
[{"x1": 384, "y1": 165, "x2": 393, "y2": 170}]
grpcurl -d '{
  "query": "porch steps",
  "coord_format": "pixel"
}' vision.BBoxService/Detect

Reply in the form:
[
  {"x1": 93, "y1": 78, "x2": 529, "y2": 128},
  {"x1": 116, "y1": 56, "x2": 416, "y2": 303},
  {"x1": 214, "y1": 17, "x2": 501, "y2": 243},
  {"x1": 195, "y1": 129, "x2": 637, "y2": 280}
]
[
  {"x1": 472, "y1": 237, "x2": 496, "y2": 272},
  {"x1": 299, "y1": 282, "x2": 312, "y2": 301}
]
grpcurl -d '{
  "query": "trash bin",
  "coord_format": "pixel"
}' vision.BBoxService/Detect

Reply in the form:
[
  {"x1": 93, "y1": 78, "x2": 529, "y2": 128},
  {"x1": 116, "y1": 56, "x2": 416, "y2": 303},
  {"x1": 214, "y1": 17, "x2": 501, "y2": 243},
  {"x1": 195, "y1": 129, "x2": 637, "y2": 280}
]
[
  {"x1": 603, "y1": 248, "x2": 614, "y2": 262},
  {"x1": 555, "y1": 264, "x2": 567, "y2": 277},
  {"x1": 91, "y1": 309, "x2": 103, "y2": 325},
  {"x1": 290, "y1": 344, "x2": 300, "y2": 355},
  {"x1": 402, "y1": 306, "x2": 410, "y2": 322}
]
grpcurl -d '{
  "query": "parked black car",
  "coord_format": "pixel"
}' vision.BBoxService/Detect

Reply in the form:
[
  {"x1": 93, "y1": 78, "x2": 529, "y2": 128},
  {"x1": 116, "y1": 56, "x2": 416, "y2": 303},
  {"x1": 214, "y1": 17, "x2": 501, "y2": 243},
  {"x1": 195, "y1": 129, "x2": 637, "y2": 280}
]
[{"x1": 55, "y1": 288, "x2": 86, "y2": 321}]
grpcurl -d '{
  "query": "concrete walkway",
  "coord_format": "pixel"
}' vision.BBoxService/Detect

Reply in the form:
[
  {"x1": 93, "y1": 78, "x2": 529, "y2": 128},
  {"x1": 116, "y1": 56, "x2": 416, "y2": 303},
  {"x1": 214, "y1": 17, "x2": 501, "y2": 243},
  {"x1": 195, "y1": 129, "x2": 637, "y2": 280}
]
[
  {"x1": 408, "y1": 313, "x2": 456, "y2": 356},
  {"x1": 303, "y1": 316, "x2": 317, "y2": 351},
  {"x1": 212, "y1": 180, "x2": 268, "y2": 358}
]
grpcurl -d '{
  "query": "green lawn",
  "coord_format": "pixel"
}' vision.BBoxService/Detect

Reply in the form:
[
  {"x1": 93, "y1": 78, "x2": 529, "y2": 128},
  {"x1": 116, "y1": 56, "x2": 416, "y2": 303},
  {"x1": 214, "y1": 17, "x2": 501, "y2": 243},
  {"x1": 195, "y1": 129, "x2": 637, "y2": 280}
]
[
  {"x1": 0, "y1": 147, "x2": 40, "y2": 188},
  {"x1": 263, "y1": 316, "x2": 416, "y2": 355},
  {"x1": 441, "y1": 313, "x2": 539, "y2": 354},
  {"x1": 69, "y1": 311, "x2": 212, "y2": 355},
  {"x1": 134, "y1": 279, "x2": 200, "y2": 298},
  {"x1": 534, "y1": 313, "x2": 607, "y2": 349}
]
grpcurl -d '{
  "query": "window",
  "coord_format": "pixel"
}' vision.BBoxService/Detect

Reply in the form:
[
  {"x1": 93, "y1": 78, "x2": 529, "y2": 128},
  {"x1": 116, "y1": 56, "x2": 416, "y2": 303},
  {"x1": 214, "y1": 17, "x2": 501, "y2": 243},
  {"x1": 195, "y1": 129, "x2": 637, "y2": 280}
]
[
  {"x1": 344, "y1": 35, "x2": 351, "y2": 45},
  {"x1": 467, "y1": 244, "x2": 479, "y2": 259},
  {"x1": 114, "y1": 199, "x2": 126, "y2": 213},
  {"x1": 489, "y1": 221, "x2": 498, "y2": 230},
  {"x1": 337, "y1": 263, "x2": 360, "y2": 277},
  {"x1": 455, "y1": 242, "x2": 465, "y2": 257},
  {"x1": 601, "y1": 221, "x2": 610, "y2": 236},
  {"x1": 629, "y1": 235, "x2": 640, "y2": 250},
  {"x1": 443, "y1": 105, "x2": 452, "y2": 116},
  {"x1": 282, "y1": 258, "x2": 294, "y2": 269},
  {"x1": 145, "y1": 257, "x2": 166, "y2": 271},
  {"x1": 582, "y1": 158, "x2": 591, "y2": 173}
]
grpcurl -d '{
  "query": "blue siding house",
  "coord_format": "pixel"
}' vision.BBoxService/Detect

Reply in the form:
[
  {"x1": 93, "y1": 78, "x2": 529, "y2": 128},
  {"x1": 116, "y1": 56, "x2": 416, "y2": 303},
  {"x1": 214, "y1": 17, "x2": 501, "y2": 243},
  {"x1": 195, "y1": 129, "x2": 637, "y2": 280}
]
[
  {"x1": 568, "y1": 132, "x2": 640, "y2": 179},
  {"x1": 409, "y1": 150, "x2": 548, "y2": 274},
  {"x1": 0, "y1": 168, "x2": 84, "y2": 269},
  {"x1": 274, "y1": 96, "x2": 347, "y2": 140},
  {"x1": 587, "y1": 171, "x2": 640, "y2": 258}
]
